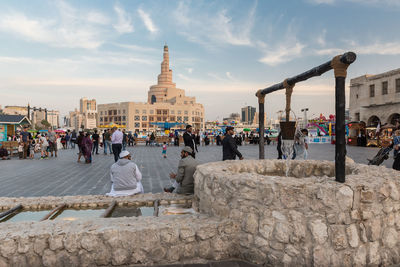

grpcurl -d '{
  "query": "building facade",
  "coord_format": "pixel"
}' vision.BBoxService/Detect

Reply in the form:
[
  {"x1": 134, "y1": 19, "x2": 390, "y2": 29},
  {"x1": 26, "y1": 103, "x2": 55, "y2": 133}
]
[
  {"x1": 2, "y1": 105, "x2": 59, "y2": 129},
  {"x1": 97, "y1": 45, "x2": 205, "y2": 132},
  {"x1": 241, "y1": 106, "x2": 256, "y2": 124},
  {"x1": 68, "y1": 98, "x2": 97, "y2": 130},
  {"x1": 349, "y1": 68, "x2": 400, "y2": 126}
]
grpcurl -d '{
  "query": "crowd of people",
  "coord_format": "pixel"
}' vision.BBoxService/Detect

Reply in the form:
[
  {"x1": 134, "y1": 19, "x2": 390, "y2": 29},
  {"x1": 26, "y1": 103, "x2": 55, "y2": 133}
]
[{"x1": 2, "y1": 122, "x2": 399, "y2": 200}]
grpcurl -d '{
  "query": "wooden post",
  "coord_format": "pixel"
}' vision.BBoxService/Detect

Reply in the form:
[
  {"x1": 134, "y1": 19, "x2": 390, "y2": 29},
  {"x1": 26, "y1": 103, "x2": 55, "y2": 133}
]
[
  {"x1": 153, "y1": 199, "x2": 160, "y2": 217},
  {"x1": 0, "y1": 204, "x2": 23, "y2": 220},
  {"x1": 101, "y1": 201, "x2": 117, "y2": 218},
  {"x1": 257, "y1": 90, "x2": 265, "y2": 159},
  {"x1": 40, "y1": 203, "x2": 66, "y2": 221},
  {"x1": 331, "y1": 55, "x2": 350, "y2": 183},
  {"x1": 335, "y1": 77, "x2": 346, "y2": 182}
]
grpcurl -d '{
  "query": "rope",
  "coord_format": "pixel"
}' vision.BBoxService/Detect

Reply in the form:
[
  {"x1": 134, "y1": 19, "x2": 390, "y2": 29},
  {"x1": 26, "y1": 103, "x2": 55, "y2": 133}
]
[
  {"x1": 331, "y1": 55, "x2": 349, "y2": 78},
  {"x1": 256, "y1": 89, "x2": 265, "y2": 104},
  {"x1": 283, "y1": 79, "x2": 295, "y2": 122}
]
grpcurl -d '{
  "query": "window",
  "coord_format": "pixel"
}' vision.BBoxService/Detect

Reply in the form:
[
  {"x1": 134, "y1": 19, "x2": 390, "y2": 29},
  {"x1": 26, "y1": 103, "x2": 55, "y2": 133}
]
[
  {"x1": 118, "y1": 110, "x2": 121, "y2": 114},
  {"x1": 134, "y1": 116, "x2": 140, "y2": 121},
  {"x1": 184, "y1": 101, "x2": 187, "y2": 104},
  {"x1": 382, "y1": 81, "x2": 388, "y2": 95},
  {"x1": 177, "y1": 116, "x2": 182, "y2": 121},
  {"x1": 178, "y1": 110, "x2": 182, "y2": 115},
  {"x1": 108, "y1": 110, "x2": 112, "y2": 115},
  {"x1": 104, "y1": 117, "x2": 108, "y2": 122},
  {"x1": 170, "y1": 110, "x2": 174, "y2": 115},
  {"x1": 142, "y1": 123, "x2": 147, "y2": 128},
  {"x1": 142, "y1": 116, "x2": 147, "y2": 121},
  {"x1": 184, "y1": 111, "x2": 188, "y2": 115},
  {"x1": 184, "y1": 116, "x2": 189, "y2": 122},
  {"x1": 135, "y1": 109, "x2": 139, "y2": 114},
  {"x1": 396, "y1": 78, "x2": 400, "y2": 93},
  {"x1": 113, "y1": 110, "x2": 117, "y2": 115},
  {"x1": 100, "y1": 111, "x2": 103, "y2": 115},
  {"x1": 190, "y1": 101, "x2": 193, "y2": 104},
  {"x1": 135, "y1": 123, "x2": 140, "y2": 128},
  {"x1": 370, "y1": 84, "x2": 375, "y2": 97},
  {"x1": 150, "y1": 110, "x2": 154, "y2": 114},
  {"x1": 157, "y1": 116, "x2": 162, "y2": 121},
  {"x1": 142, "y1": 110, "x2": 146, "y2": 114},
  {"x1": 157, "y1": 110, "x2": 162, "y2": 115},
  {"x1": 170, "y1": 116, "x2": 175, "y2": 121},
  {"x1": 122, "y1": 116, "x2": 126, "y2": 121},
  {"x1": 356, "y1": 94, "x2": 358, "y2": 99},
  {"x1": 149, "y1": 116, "x2": 154, "y2": 122},
  {"x1": 123, "y1": 109, "x2": 126, "y2": 114},
  {"x1": 162, "y1": 110, "x2": 168, "y2": 115},
  {"x1": 100, "y1": 117, "x2": 103, "y2": 122}
]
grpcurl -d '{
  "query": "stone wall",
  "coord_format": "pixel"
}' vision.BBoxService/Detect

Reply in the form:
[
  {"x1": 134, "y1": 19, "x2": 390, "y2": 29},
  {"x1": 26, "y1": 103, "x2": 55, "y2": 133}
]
[
  {"x1": 0, "y1": 193, "x2": 239, "y2": 267},
  {"x1": 194, "y1": 159, "x2": 400, "y2": 266}
]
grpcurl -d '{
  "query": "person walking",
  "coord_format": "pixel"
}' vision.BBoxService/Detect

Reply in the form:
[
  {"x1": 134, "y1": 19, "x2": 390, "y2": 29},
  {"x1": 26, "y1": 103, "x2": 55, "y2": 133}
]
[
  {"x1": 183, "y1": 125, "x2": 197, "y2": 158},
  {"x1": 111, "y1": 127, "x2": 123, "y2": 162},
  {"x1": 91, "y1": 130, "x2": 100, "y2": 155},
  {"x1": 82, "y1": 132, "x2": 93, "y2": 164},
  {"x1": 162, "y1": 142, "x2": 167, "y2": 158},
  {"x1": 222, "y1": 126, "x2": 243, "y2": 161},
  {"x1": 48, "y1": 128, "x2": 58, "y2": 157},
  {"x1": 70, "y1": 130, "x2": 77, "y2": 149},
  {"x1": 77, "y1": 131, "x2": 84, "y2": 162},
  {"x1": 103, "y1": 129, "x2": 112, "y2": 155},
  {"x1": 20, "y1": 127, "x2": 30, "y2": 159}
]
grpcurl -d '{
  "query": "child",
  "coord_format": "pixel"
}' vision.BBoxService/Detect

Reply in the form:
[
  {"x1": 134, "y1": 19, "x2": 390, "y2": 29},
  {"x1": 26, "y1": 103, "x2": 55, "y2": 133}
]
[
  {"x1": 29, "y1": 140, "x2": 36, "y2": 159},
  {"x1": 18, "y1": 142, "x2": 24, "y2": 159},
  {"x1": 162, "y1": 142, "x2": 167, "y2": 158}
]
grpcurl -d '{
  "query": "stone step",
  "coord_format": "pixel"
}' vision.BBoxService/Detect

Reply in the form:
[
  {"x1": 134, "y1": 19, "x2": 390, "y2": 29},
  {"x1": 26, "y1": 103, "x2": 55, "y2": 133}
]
[{"x1": 136, "y1": 260, "x2": 261, "y2": 267}]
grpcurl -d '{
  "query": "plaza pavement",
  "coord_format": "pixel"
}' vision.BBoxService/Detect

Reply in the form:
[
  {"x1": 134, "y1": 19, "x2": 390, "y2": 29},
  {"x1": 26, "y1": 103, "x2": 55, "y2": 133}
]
[{"x1": 0, "y1": 143, "x2": 395, "y2": 198}]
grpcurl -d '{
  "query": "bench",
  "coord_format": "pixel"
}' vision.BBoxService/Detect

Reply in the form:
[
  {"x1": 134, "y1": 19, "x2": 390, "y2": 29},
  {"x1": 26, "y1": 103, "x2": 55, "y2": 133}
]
[{"x1": 0, "y1": 141, "x2": 19, "y2": 157}]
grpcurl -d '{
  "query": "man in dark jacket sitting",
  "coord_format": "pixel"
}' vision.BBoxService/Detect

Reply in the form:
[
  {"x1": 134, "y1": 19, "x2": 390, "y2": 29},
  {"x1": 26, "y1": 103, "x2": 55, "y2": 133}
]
[{"x1": 222, "y1": 126, "x2": 243, "y2": 161}]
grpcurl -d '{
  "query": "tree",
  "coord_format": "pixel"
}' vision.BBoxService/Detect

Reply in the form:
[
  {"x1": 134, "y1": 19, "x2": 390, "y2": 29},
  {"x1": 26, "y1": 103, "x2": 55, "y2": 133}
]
[{"x1": 41, "y1": 120, "x2": 51, "y2": 128}]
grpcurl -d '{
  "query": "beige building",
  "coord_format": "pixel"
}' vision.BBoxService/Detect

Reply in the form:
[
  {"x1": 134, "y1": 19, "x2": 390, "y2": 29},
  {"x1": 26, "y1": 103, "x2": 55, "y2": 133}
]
[
  {"x1": 350, "y1": 68, "x2": 400, "y2": 126},
  {"x1": 98, "y1": 45, "x2": 205, "y2": 132},
  {"x1": 68, "y1": 98, "x2": 97, "y2": 130}
]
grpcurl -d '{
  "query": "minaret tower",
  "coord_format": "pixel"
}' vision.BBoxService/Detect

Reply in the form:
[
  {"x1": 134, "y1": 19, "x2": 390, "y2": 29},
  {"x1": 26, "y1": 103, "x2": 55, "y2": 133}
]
[{"x1": 157, "y1": 45, "x2": 174, "y2": 85}]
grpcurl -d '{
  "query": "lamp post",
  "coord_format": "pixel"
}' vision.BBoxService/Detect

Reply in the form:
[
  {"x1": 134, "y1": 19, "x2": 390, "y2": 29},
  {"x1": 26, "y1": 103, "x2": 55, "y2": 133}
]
[{"x1": 301, "y1": 108, "x2": 309, "y2": 128}]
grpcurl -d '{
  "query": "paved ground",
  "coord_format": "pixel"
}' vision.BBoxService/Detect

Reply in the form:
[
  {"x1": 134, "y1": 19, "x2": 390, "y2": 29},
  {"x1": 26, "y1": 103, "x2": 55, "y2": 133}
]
[{"x1": 0, "y1": 143, "x2": 395, "y2": 197}]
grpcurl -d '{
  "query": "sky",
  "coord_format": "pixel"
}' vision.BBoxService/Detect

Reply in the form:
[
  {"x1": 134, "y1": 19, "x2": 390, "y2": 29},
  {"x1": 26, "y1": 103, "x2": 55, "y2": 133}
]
[{"x1": 0, "y1": 0, "x2": 399, "y2": 121}]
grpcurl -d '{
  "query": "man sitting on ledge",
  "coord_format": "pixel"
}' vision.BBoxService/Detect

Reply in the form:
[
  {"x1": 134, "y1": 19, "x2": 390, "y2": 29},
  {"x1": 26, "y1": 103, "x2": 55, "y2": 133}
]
[
  {"x1": 164, "y1": 146, "x2": 198, "y2": 195},
  {"x1": 106, "y1": 150, "x2": 144, "y2": 196}
]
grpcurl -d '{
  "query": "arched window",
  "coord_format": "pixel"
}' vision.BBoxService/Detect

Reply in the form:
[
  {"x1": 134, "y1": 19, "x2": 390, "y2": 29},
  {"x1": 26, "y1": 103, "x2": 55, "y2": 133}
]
[{"x1": 151, "y1": 95, "x2": 157, "y2": 104}]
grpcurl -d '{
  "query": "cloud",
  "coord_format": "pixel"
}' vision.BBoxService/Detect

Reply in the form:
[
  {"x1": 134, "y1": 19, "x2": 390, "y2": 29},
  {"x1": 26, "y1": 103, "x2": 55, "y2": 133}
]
[
  {"x1": 259, "y1": 42, "x2": 306, "y2": 66},
  {"x1": 186, "y1": 68, "x2": 193, "y2": 74},
  {"x1": 316, "y1": 41, "x2": 400, "y2": 56},
  {"x1": 86, "y1": 11, "x2": 110, "y2": 25},
  {"x1": 0, "y1": 1, "x2": 109, "y2": 49},
  {"x1": 226, "y1": 72, "x2": 234, "y2": 80},
  {"x1": 138, "y1": 8, "x2": 158, "y2": 33},
  {"x1": 317, "y1": 29, "x2": 327, "y2": 46},
  {"x1": 112, "y1": 43, "x2": 159, "y2": 53},
  {"x1": 306, "y1": 0, "x2": 400, "y2": 6},
  {"x1": 113, "y1": 5, "x2": 134, "y2": 33},
  {"x1": 173, "y1": 1, "x2": 256, "y2": 48}
]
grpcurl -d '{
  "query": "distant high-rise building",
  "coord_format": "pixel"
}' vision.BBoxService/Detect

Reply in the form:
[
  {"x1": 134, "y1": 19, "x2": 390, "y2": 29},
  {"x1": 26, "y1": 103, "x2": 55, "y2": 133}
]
[
  {"x1": 241, "y1": 106, "x2": 256, "y2": 124},
  {"x1": 68, "y1": 98, "x2": 97, "y2": 130}
]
